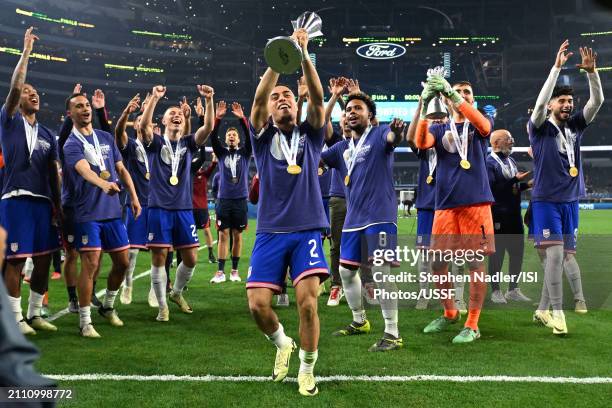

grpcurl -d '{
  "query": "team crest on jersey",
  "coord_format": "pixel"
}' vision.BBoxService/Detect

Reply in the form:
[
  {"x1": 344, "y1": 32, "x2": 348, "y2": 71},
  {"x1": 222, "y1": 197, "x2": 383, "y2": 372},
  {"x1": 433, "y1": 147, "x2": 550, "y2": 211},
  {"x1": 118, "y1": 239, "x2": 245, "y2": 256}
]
[
  {"x1": 81, "y1": 235, "x2": 89, "y2": 245},
  {"x1": 543, "y1": 229, "x2": 550, "y2": 239},
  {"x1": 247, "y1": 266, "x2": 252, "y2": 279},
  {"x1": 36, "y1": 139, "x2": 51, "y2": 153},
  {"x1": 148, "y1": 233, "x2": 154, "y2": 241},
  {"x1": 10, "y1": 242, "x2": 18, "y2": 252}
]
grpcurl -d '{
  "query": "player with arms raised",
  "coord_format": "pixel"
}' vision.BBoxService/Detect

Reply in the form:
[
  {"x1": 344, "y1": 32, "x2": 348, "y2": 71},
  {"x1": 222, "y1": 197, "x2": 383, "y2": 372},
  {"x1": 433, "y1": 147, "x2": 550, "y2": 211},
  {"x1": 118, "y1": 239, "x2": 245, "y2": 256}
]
[{"x1": 247, "y1": 28, "x2": 329, "y2": 396}]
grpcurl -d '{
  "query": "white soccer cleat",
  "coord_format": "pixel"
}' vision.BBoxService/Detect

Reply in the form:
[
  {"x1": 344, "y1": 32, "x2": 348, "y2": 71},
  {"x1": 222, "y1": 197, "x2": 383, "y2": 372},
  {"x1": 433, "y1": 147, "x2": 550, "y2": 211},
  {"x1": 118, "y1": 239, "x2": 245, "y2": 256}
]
[
  {"x1": 18, "y1": 319, "x2": 36, "y2": 335},
  {"x1": 363, "y1": 282, "x2": 379, "y2": 305},
  {"x1": 156, "y1": 306, "x2": 169, "y2": 322},
  {"x1": 148, "y1": 287, "x2": 159, "y2": 308},
  {"x1": 505, "y1": 288, "x2": 531, "y2": 302},
  {"x1": 27, "y1": 316, "x2": 57, "y2": 332},
  {"x1": 276, "y1": 293, "x2": 290, "y2": 307},
  {"x1": 210, "y1": 271, "x2": 226, "y2": 283},
  {"x1": 297, "y1": 372, "x2": 319, "y2": 397},
  {"x1": 80, "y1": 323, "x2": 101, "y2": 338},
  {"x1": 455, "y1": 299, "x2": 468, "y2": 315},
  {"x1": 575, "y1": 300, "x2": 588, "y2": 314},
  {"x1": 120, "y1": 286, "x2": 133, "y2": 305},
  {"x1": 551, "y1": 310, "x2": 568, "y2": 335},
  {"x1": 98, "y1": 307, "x2": 124, "y2": 327},
  {"x1": 491, "y1": 289, "x2": 507, "y2": 304},
  {"x1": 326, "y1": 286, "x2": 344, "y2": 307},
  {"x1": 229, "y1": 270, "x2": 241, "y2": 282}
]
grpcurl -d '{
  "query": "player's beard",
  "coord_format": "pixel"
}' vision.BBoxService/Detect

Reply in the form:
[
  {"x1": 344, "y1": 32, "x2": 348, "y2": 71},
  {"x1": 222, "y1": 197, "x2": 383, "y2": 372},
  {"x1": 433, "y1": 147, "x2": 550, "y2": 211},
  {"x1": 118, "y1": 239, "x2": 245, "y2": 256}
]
[{"x1": 553, "y1": 109, "x2": 571, "y2": 124}]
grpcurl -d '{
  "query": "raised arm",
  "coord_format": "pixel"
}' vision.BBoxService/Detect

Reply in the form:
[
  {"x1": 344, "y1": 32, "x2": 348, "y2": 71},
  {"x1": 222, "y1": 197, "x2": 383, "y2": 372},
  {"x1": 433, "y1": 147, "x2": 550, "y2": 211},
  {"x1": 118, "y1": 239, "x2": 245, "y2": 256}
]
[
  {"x1": 194, "y1": 85, "x2": 215, "y2": 145},
  {"x1": 180, "y1": 96, "x2": 192, "y2": 135},
  {"x1": 210, "y1": 100, "x2": 226, "y2": 157},
  {"x1": 294, "y1": 30, "x2": 324, "y2": 129},
  {"x1": 231, "y1": 102, "x2": 252, "y2": 156},
  {"x1": 91, "y1": 89, "x2": 112, "y2": 133},
  {"x1": 115, "y1": 94, "x2": 140, "y2": 149},
  {"x1": 387, "y1": 118, "x2": 405, "y2": 146},
  {"x1": 5, "y1": 27, "x2": 38, "y2": 117},
  {"x1": 531, "y1": 41, "x2": 572, "y2": 128},
  {"x1": 250, "y1": 68, "x2": 280, "y2": 132},
  {"x1": 140, "y1": 85, "x2": 166, "y2": 144},
  {"x1": 195, "y1": 96, "x2": 205, "y2": 129},
  {"x1": 414, "y1": 83, "x2": 437, "y2": 149},
  {"x1": 324, "y1": 77, "x2": 346, "y2": 140},
  {"x1": 406, "y1": 98, "x2": 423, "y2": 149},
  {"x1": 576, "y1": 46, "x2": 604, "y2": 124}
]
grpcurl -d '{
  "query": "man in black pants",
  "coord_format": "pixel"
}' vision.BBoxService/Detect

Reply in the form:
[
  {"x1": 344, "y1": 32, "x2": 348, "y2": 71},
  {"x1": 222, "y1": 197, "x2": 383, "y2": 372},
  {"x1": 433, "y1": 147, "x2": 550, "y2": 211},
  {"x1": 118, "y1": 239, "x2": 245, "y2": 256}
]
[{"x1": 486, "y1": 129, "x2": 532, "y2": 303}]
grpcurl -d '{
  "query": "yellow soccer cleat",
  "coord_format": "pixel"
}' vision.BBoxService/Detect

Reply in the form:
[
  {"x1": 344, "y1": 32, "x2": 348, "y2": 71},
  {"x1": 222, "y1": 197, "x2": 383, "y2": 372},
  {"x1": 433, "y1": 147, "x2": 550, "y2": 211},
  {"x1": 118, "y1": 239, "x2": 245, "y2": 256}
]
[
  {"x1": 27, "y1": 316, "x2": 57, "y2": 332},
  {"x1": 18, "y1": 319, "x2": 36, "y2": 336},
  {"x1": 156, "y1": 306, "x2": 169, "y2": 322},
  {"x1": 332, "y1": 320, "x2": 371, "y2": 336},
  {"x1": 169, "y1": 290, "x2": 193, "y2": 314},
  {"x1": 98, "y1": 307, "x2": 124, "y2": 327},
  {"x1": 272, "y1": 339, "x2": 296, "y2": 382},
  {"x1": 551, "y1": 310, "x2": 568, "y2": 336},
  {"x1": 297, "y1": 373, "x2": 319, "y2": 396},
  {"x1": 80, "y1": 323, "x2": 101, "y2": 338},
  {"x1": 533, "y1": 309, "x2": 553, "y2": 329},
  {"x1": 575, "y1": 300, "x2": 588, "y2": 314}
]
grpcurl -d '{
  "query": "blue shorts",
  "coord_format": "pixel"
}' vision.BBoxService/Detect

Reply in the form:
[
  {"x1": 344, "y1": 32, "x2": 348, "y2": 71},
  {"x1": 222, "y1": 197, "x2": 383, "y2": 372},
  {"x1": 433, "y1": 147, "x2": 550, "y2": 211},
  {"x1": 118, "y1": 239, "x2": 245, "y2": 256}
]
[
  {"x1": 340, "y1": 223, "x2": 398, "y2": 267},
  {"x1": 247, "y1": 230, "x2": 329, "y2": 293},
  {"x1": 125, "y1": 206, "x2": 148, "y2": 249},
  {"x1": 147, "y1": 208, "x2": 199, "y2": 250},
  {"x1": 75, "y1": 218, "x2": 129, "y2": 252},
  {"x1": 0, "y1": 197, "x2": 60, "y2": 259},
  {"x1": 532, "y1": 201, "x2": 579, "y2": 252},
  {"x1": 416, "y1": 209, "x2": 435, "y2": 248}
]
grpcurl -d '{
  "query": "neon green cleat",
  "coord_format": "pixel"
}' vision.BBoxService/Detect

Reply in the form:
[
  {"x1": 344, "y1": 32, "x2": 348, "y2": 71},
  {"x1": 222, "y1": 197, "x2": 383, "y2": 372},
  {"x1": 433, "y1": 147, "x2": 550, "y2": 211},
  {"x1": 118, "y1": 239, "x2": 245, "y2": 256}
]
[
  {"x1": 297, "y1": 373, "x2": 319, "y2": 396},
  {"x1": 452, "y1": 327, "x2": 481, "y2": 344},
  {"x1": 272, "y1": 339, "x2": 296, "y2": 382},
  {"x1": 332, "y1": 320, "x2": 371, "y2": 336},
  {"x1": 368, "y1": 333, "x2": 403, "y2": 352},
  {"x1": 423, "y1": 314, "x2": 460, "y2": 333},
  {"x1": 533, "y1": 310, "x2": 553, "y2": 328},
  {"x1": 551, "y1": 310, "x2": 568, "y2": 336}
]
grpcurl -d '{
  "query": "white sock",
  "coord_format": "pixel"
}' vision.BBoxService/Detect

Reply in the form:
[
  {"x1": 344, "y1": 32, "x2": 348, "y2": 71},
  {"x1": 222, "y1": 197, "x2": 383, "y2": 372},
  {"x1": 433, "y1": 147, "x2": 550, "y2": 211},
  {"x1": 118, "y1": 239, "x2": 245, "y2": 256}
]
[
  {"x1": 79, "y1": 306, "x2": 92, "y2": 328},
  {"x1": 563, "y1": 256, "x2": 585, "y2": 302},
  {"x1": 125, "y1": 249, "x2": 139, "y2": 287},
  {"x1": 151, "y1": 265, "x2": 167, "y2": 308},
  {"x1": 299, "y1": 349, "x2": 318, "y2": 375},
  {"x1": 266, "y1": 323, "x2": 293, "y2": 349},
  {"x1": 103, "y1": 289, "x2": 118, "y2": 309},
  {"x1": 8, "y1": 296, "x2": 23, "y2": 323},
  {"x1": 173, "y1": 262, "x2": 195, "y2": 294},
  {"x1": 339, "y1": 265, "x2": 366, "y2": 323},
  {"x1": 27, "y1": 290, "x2": 44, "y2": 319},
  {"x1": 374, "y1": 264, "x2": 399, "y2": 338}
]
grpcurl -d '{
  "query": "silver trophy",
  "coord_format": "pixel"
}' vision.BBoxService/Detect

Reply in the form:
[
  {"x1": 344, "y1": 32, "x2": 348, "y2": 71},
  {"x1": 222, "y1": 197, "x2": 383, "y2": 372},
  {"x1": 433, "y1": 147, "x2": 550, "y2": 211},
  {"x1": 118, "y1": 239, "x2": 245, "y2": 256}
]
[
  {"x1": 425, "y1": 66, "x2": 449, "y2": 120},
  {"x1": 264, "y1": 11, "x2": 323, "y2": 74}
]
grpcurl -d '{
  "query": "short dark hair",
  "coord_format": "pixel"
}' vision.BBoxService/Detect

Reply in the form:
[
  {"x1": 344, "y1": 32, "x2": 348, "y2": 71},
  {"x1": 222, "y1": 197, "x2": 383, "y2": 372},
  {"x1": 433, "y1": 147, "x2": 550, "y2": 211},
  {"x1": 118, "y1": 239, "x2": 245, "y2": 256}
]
[
  {"x1": 226, "y1": 127, "x2": 239, "y2": 134},
  {"x1": 273, "y1": 84, "x2": 295, "y2": 95},
  {"x1": 551, "y1": 85, "x2": 574, "y2": 99},
  {"x1": 452, "y1": 80, "x2": 473, "y2": 89},
  {"x1": 346, "y1": 92, "x2": 377, "y2": 118},
  {"x1": 65, "y1": 92, "x2": 87, "y2": 111}
]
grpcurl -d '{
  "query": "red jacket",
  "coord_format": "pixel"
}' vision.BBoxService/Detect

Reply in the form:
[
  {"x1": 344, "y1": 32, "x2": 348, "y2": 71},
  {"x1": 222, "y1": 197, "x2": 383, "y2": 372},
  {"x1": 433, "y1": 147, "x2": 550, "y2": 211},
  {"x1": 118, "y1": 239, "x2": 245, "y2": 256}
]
[
  {"x1": 193, "y1": 162, "x2": 217, "y2": 209},
  {"x1": 248, "y1": 174, "x2": 259, "y2": 204}
]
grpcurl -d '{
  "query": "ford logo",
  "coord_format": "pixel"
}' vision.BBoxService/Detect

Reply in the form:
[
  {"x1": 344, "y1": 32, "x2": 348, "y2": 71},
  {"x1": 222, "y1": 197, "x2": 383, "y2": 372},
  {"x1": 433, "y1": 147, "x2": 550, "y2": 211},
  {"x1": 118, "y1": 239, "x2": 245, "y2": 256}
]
[{"x1": 356, "y1": 43, "x2": 406, "y2": 60}]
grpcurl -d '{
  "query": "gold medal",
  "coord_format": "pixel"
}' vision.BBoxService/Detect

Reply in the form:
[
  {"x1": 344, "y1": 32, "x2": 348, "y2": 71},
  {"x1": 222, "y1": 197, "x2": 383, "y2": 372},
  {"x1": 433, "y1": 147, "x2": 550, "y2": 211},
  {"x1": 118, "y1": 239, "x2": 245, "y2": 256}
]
[
  {"x1": 344, "y1": 175, "x2": 350, "y2": 186},
  {"x1": 145, "y1": 172, "x2": 150, "y2": 180},
  {"x1": 287, "y1": 164, "x2": 301, "y2": 175},
  {"x1": 169, "y1": 175, "x2": 179, "y2": 185},
  {"x1": 569, "y1": 166, "x2": 578, "y2": 177},
  {"x1": 100, "y1": 170, "x2": 111, "y2": 180},
  {"x1": 426, "y1": 175, "x2": 433, "y2": 184},
  {"x1": 318, "y1": 167, "x2": 323, "y2": 176},
  {"x1": 460, "y1": 159, "x2": 471, "y2": 170}
]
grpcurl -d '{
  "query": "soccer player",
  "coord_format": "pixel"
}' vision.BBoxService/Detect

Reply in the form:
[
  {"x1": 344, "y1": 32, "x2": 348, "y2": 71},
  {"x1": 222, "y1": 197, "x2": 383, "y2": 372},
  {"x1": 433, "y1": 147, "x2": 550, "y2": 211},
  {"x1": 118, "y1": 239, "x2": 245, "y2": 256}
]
[
  {"x1": 322, "y1": 93, "x2": 404, "y2": 352},
  {"x1": 486, "y1": 129, "x2": 532, "y2": 303},
  {"x1": 529, "y1": 42, "x2": 603, "y2": 334},
  {"x1": 139, "y1": 84, "x2": 215, "y2": 321},
  {"x1": 414, "y1": 74, "x2": 494, "y2": 344},
  {"x1": 63, "y1": 91, "x2": 141, "y2": 338},
  {"x1": 114, "y1": 94, "x2": 148, "y2": 305},
  {"x1": 247, "y1": 29, "x2": 329, "y2": 396},
  {"x1": 0, "y1": 28, "x2": 62, "y2": 335},
  {"x1": 209, "y1": 100, "x2": 251, "y2": 284}
]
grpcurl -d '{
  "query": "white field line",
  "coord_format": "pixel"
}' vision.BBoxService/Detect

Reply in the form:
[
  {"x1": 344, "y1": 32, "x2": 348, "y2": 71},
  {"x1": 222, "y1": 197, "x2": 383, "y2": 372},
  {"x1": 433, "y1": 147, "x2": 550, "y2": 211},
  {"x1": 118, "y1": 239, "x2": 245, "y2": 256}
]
[
  {"x1": 48, "y1": 242, "x2": 216, "y2": 322},
  {"x1": 43, "y1": 373, "x2": 612, "y2": 384}
]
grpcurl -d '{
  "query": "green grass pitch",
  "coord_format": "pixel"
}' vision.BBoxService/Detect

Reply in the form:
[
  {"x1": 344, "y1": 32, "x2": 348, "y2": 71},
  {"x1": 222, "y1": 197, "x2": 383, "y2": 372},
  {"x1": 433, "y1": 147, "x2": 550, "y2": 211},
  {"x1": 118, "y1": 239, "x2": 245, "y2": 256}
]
[{"x1": 24, "y1": 210, "x2": 612, "y2": 407}]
